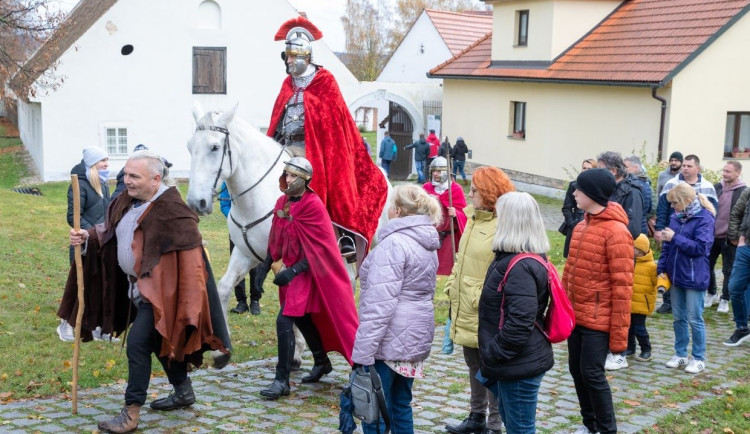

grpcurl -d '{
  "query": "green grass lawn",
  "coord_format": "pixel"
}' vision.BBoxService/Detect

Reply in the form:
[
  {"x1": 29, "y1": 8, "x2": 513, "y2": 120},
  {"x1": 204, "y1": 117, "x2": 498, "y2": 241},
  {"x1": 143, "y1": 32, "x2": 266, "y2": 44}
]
[{"x1": 0, "y1": 138, "x2": 748, "y2": 432}]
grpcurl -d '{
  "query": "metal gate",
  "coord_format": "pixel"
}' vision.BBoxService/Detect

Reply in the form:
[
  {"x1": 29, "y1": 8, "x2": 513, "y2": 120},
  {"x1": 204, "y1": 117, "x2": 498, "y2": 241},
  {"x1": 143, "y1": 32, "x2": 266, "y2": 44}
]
[{"x1": 387, "y1": 101, "x2": 414, "y2": 181}]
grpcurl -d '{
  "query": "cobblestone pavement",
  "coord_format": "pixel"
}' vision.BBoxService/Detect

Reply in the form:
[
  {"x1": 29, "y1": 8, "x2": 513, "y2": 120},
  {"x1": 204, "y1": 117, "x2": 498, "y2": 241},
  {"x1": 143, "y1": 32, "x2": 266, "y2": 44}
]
[{"x1": 0, "y1": 301, "x2": 745, "y2": 433}]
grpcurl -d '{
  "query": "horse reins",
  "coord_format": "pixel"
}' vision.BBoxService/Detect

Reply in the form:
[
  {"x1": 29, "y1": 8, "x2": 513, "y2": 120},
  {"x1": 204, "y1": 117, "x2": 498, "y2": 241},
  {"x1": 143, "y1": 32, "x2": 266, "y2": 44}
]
[{"x1": 195, "y1": 123, "x2": 290, "y2": 262}]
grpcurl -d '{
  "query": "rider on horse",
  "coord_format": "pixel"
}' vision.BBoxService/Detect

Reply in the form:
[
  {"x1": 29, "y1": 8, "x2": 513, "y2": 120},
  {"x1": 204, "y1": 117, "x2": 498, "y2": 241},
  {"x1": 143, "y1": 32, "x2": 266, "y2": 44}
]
[{"x1": 268, "y1": 17, "x2": 387, "y2": 264}]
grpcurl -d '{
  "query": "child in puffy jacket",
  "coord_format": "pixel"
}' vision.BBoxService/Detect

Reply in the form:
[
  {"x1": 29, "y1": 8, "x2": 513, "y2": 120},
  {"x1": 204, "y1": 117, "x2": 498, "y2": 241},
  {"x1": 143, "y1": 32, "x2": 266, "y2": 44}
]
[{"x1": 628, "y1": 234, "x2": 657, "y2": 362}]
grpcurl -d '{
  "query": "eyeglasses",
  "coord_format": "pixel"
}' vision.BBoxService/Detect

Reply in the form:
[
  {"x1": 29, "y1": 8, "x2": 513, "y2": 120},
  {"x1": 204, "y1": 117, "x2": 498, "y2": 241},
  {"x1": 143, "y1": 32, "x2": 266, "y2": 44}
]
[{"x1": 470, "y1": 187, "x2": 477, "y2": 193}]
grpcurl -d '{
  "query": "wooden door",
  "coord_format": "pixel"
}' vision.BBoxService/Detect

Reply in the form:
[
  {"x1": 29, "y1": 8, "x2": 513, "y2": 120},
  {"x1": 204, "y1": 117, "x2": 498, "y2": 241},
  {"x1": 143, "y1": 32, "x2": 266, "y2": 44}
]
[{"x1": 387, "y1": 102, "x2": 414, "y2": 181}]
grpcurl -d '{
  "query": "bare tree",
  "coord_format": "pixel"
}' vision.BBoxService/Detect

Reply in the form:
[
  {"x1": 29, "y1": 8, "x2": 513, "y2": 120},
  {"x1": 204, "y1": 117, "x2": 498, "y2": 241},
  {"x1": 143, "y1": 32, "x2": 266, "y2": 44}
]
[
  {"x1": 1, "y1": 0, "x2": 64, "y2": 98},
  {"x1": 341, "y1": 0, "x2": 392, "y2": 81}
]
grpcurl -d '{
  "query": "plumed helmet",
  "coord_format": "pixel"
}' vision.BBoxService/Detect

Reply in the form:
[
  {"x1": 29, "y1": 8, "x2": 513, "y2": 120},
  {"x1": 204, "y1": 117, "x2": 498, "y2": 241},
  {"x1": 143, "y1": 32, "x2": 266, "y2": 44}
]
[
  {"x1": 275, "y1": 17, "x2": 323, "y2": 77},
  {"x1": 283, "y1": 157, "x2": 312, "y2": 180}
]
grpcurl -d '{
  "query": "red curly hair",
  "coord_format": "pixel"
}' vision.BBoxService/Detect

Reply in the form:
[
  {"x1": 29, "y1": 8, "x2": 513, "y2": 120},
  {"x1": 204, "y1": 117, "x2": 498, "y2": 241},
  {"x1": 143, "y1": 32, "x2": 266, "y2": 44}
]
[{"x1": 472, "y1": 166, "x2": 515, "y2": 210}]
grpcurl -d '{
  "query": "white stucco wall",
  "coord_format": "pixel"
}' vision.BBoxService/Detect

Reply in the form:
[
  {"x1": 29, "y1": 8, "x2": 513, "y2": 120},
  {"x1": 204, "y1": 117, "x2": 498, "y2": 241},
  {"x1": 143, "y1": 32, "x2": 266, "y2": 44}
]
[
  {"x1": 17, "y1": 100, "x2": 43, "y2": 174},
  {"x1": 377, "y1": 11, "x2": 452, "y2": 84},
  {"x1": 488, "y1": 0, "x2": 620, "y2": 62},
  {"x1": 30, "y1": 0, "x2": 359, "y2": 181},
  {"x1": 665, "y1": 12, "x2": 750, "y2": 173},
  {"x1": 441, "y1": 79, "x2": 662, "y2": 181}
]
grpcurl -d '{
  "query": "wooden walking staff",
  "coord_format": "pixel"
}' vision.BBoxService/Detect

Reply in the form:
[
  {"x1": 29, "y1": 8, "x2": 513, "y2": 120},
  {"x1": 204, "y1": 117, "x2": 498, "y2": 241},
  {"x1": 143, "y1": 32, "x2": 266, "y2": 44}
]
[
  {"x1": 444, "y1": 136, "x2": 457, "y2": 259},
  {"x1": 70, "y1": 175, "x2": 85, "y2": 414}
]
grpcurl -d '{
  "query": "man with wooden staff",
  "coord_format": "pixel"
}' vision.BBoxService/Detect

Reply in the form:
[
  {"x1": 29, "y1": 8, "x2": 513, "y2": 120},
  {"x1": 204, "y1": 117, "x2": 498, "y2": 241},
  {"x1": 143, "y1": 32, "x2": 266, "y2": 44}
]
[{"x1": 59, "y1": 150, "x2": 230, "y2": 433}]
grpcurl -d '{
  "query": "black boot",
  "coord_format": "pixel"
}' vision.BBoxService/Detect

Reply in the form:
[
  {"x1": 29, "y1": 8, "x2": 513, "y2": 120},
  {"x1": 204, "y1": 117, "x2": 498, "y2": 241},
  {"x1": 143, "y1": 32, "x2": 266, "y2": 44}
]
[
  {"x1": 262, "y1": 325, "x2": 295, "y2": 400},
  {"x1": 301, "y1": 351, "x2": 332, "y2": 383},
  {"x1": 230, "y1": 300, "x2": 249, "y2": 314},
  {"x1": 445, "y1": 412, "x2": 487, "y2": 434},
  {"x1": 260, "y1": 379, "x2": 290, "y2": 400},
  {"x1": 150, "y1": 379, "x2": 195, "y2": 411},
  {"x1": 249, "y1": 299, "x2": 261, "y2": 315}
]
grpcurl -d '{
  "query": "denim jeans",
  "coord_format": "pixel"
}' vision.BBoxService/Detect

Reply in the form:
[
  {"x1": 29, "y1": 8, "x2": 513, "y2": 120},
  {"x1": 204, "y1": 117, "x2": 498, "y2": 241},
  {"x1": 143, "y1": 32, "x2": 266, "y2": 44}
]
[
  {"x1": 670, "y1": 286, "x2": 706, "y2": 361},
  {"x1": 708, "y1": 238, "x2": 735, "y2": 300},
  {"x1": 627, "y1": 313, "x2": 651, "y2": 352},
  {"x1": 567, "y1": 326, "x2": 616, "y2": 434},
  {"x1": 414, "y1": 160, "x2": 426, "y2": 183},
  {"x1": 487, "y1": 373, "x2": 544, "y2": 434},
  {"x1": 362, "y1": 360, "x2": 415, "y2": 434},
  {"x1": 381, "y1": 159, "x2": 392, "y2": 177},
  {"x1": 452, "y1": 160, "x2": 466, "y2": 180},
  {"x1": 729, "y1": 245, "x2": 750, "y2": 330}
]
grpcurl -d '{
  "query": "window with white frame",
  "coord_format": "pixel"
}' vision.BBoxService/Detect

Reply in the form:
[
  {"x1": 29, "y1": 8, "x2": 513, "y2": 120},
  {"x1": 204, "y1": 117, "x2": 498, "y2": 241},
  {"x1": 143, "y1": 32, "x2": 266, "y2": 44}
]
[
  {"x1": 510, "y1": 101, "x2": 526, "y2": 138},
  {"x1": 106, "y1": 127, "x2": 128, "y2": 155},
  {"x1": 725, "y1": 112, "x2": 750, "y2": 158},
  {"x1": 516, "y1": 10, "x2": 529, "y2": 46}
]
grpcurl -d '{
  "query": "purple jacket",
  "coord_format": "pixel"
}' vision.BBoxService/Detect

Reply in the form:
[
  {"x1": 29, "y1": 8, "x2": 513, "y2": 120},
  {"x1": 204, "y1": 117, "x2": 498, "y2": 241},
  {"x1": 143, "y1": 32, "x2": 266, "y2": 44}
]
[{"x1": 352, "y1": 214, "x2": 440, "y2": 365}]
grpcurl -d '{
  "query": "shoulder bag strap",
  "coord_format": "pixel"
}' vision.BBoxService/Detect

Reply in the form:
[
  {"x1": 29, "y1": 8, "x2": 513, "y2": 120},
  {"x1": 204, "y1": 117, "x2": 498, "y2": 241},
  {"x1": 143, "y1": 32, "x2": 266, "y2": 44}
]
[
  {"x1": 499, "y1": 253, "x2": 548, "y2": 335},
  {"x1": 368, "y1": 365, "x2": 391, "y2": 434}
]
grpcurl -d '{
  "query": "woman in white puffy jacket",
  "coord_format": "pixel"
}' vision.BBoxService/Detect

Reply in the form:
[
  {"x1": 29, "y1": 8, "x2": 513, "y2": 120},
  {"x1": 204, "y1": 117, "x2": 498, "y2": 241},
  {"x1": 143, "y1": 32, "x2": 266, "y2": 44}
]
[{"x1": 352, "y1": 184, "x2": 441, "y2": 434}]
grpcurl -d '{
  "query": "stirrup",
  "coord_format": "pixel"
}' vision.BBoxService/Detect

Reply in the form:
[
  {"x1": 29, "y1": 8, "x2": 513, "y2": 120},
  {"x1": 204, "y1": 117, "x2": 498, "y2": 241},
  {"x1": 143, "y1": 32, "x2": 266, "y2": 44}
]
[{"x1": 337, "y1": 235, "x2": 356, "y2": 258}]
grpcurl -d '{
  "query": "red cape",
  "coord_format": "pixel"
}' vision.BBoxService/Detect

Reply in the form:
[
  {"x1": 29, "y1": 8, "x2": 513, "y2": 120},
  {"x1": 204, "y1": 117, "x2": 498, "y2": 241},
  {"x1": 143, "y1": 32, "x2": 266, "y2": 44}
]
[
  {"x1": 268, "y1": 68, "x2": 387, "y2": 246},
  {"x1": 424, "y1": 182, "x2": 468, "y2": 275},
  {"x1": 268, "y1": 191, "x2": 358, "y2": 364}
]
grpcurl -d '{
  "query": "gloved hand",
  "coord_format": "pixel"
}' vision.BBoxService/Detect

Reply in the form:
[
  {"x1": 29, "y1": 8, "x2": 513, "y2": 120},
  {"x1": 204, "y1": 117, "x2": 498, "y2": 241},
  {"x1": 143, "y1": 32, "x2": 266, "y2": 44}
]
[{"x1": 273, "y1": 258, "x2": 309, "y2": 286}]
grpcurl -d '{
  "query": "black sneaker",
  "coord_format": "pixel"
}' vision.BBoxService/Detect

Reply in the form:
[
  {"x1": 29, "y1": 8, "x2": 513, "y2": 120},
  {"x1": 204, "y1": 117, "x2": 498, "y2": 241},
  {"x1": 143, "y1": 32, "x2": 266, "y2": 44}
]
[
  {"x1": 623, "y1": 348, "x2": 636, "y2": 358},
  {"x1": 656, "y1": 303, "x2": 672, "y2": 314},
  {"x1": 635, "y1": 351, "x2": 652, "y2": 362},
  {"x1": 723, "y1": 328, "x2": 750, "y2": 347}
]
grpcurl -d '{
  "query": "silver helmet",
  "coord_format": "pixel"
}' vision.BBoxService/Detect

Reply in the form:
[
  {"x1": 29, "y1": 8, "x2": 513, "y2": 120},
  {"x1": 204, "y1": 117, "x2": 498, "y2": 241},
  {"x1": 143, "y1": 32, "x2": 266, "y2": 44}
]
[
  {"x1": 430, "y1": 156, "x2": 449, "y2": 185},
  {"x1": 284, "y1": 28, "x2": 314, "y2": 77},
  {"x1": 279, "y1": 157, "x2": 312, "y2": 196}
]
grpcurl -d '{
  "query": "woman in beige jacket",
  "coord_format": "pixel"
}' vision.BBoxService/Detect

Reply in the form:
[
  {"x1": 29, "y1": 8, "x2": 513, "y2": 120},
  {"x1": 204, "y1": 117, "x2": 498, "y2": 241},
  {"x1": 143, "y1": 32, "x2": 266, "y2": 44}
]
[{"x1": 445, "y1": 167, "x2": 514, "y2": 434}]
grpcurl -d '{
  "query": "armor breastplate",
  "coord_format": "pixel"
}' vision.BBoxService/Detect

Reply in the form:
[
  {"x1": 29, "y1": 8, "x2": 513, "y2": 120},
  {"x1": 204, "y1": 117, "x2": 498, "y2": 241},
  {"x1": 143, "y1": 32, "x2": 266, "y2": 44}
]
[{"x1": 274, "y1": 71, "x2": 316, "y2": 155}]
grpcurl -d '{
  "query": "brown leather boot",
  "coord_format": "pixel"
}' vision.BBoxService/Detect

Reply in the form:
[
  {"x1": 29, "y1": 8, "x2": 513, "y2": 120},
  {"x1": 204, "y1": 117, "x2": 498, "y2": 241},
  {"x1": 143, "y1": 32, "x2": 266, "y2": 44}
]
[{"x1": 97, "y1": 403, "x2": 141, "y2": 433}]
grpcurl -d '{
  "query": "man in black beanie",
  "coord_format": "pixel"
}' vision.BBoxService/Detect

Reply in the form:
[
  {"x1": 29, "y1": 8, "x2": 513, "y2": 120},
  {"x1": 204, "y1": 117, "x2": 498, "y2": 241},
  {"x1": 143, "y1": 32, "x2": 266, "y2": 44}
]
[
  {"x1": 563, "y1": 167, "x2": 634, "y2": 434},
  {"x1": 657, "y1": 151, "x2": 683, "y2": 196}
]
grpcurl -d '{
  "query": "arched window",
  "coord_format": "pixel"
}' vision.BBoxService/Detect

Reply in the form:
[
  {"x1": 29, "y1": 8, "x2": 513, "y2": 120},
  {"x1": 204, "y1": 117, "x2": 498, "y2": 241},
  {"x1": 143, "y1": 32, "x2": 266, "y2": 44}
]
[{"x1": 197, "y1": 0, "x2": 221, "y2": 30}]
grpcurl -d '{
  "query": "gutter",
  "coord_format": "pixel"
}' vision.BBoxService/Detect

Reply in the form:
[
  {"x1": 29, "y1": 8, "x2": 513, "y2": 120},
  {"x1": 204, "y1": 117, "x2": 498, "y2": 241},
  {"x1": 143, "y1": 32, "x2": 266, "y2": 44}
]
[{"x1": 651, "y1": 87, "x2": 667, "y2": 162}]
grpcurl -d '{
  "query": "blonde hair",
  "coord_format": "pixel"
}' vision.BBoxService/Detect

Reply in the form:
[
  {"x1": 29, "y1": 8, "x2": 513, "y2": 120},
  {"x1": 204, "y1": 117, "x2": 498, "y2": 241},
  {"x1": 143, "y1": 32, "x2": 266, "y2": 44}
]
[
  {"x1": 391, "y1": 184, "x2": 443, "y2": 225},
  {"x1": 88, "y1": 165, "x2": 103, "y2": 196},
  {"x1": 492, "y1": 192, "x2": 550, "y2": 253},
  {"x1": 667, "y1": 183, "x2": 716, "y2": 216}
]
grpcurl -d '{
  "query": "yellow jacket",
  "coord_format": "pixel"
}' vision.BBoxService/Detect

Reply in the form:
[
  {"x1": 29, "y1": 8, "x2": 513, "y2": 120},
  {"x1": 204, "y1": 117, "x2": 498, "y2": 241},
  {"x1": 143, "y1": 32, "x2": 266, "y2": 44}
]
[
  {"x1": 632, "y1": 252, "x2": 658, "y2": 315},
  {"x1": 445, "y1": 207, "x2": 496, "y2": 348}
]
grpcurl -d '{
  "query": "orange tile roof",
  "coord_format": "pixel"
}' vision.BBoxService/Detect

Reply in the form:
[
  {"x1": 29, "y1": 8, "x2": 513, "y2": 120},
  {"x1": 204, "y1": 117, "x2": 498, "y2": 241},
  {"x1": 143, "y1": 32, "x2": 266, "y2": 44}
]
[
  {"x1": 424, "y1": 9, "x2": 493, "y2": 56},
  {"x1": 429, "y1": 0, "x2": 750, "y2": 86}
]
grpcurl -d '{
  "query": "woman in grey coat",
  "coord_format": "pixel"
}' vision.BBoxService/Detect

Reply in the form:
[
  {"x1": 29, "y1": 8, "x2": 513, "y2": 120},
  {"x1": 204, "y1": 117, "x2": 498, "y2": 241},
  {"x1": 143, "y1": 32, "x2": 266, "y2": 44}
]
[{"x1": 352, "y1": 184, "x2": 442, "y2": 434}]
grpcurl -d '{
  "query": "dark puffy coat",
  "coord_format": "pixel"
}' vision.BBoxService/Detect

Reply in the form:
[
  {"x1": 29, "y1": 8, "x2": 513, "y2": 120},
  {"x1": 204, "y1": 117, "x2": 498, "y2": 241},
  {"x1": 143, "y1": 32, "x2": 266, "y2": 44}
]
[
  {"x1": 478, "y1": 252, "x2": 554, "y2": 381},
  {"x1": 611, "y1": 174, "x2": 643, "y2": 239},
  {"x1": 67, "y1": 161, "x2": 110, "y2": 229},
  {"x1": 451, "y1": 139, "x2": 469, "y2": 161},
  {"x1": 631, "y1": 173, "x2": 653, "y2": 234},
  {"x1": 657, "y1": 207, "x2": 715, "y2": 291},
  {"x1": 405, "y1": 138, "x2": 430, "y2": 161},
  {"x1": 438, "y1": 141, "x2": 452, "y2": 158},
  {"x1": 111, "y1": 168, "x2": 126, "y2": 200},
  {"x1": 561, "y1": 181, "x2": 584, "y2": 257}
]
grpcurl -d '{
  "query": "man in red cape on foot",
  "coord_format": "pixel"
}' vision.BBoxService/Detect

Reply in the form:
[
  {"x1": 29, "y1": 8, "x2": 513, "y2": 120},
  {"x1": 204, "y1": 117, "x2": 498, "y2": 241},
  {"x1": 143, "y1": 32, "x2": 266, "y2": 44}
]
[
  {"x1": 268, "y1": 16, "x2": 387, "y2": 264},
  {"x1": 255, "y1": 157, "x2": 358, "y2": 400},
  {"x1": 423, "y1": 157, "x2": 468, "y2": 275}
]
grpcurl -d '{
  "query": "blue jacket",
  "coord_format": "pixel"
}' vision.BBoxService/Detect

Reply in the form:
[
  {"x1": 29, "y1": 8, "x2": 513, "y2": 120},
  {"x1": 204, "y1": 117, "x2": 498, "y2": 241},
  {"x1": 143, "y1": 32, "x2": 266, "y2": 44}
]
[
  {"x1": 655, "y1": 174, "x2": 718, "y2": 230},
  {"x1": 657, "y1": 207, "x2": 715, "y2": 291},
  {"x1": 379, "y1": 136, "x2": 397, "y2": 161},
  {"x1": 218, "y1": 182, "x2": 231, "y2": 217}
]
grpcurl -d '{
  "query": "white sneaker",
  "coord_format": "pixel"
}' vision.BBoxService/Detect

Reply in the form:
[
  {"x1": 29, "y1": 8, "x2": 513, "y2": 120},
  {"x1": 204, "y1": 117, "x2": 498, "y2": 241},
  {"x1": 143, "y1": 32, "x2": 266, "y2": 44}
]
[
  {"x1": 717, "y1": 299, "x2": 730, "y2": 313},
  {"x1": 666, "y1": 355, "x2": 688, "y2": 368},
  {"x1": 572, "y1": 426, "x2": 598, "y2": 434},
  {"x1": 92, "y1": 326, "x2": 121, "y2": 343},
  {"x1": 704, "y1": 293, "x2": 719, "y2": 308},
  {"x1": 605, "y1": 354, "x2": 628, "y2": 370},
  {"x1": 684, "y1": 358, "x2": 705, "y2": 374},
  {"x1": 56, "y1": 320, "x2": 74, "y2": 342}
]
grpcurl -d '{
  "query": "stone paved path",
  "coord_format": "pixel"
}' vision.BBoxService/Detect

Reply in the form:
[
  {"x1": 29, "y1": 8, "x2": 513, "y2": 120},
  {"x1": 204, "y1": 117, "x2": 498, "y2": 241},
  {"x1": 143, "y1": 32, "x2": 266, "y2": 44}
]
[{"x1": 0, "y1": 301, "x2": 745, "y2": 433}]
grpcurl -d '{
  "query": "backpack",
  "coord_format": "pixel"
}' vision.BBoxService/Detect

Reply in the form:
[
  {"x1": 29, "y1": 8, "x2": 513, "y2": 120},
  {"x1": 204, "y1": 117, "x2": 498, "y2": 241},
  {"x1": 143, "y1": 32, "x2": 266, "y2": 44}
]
[
  {"x1": 498, "y1": 253, "x2": 575, "y2": 343},
  {"x1": 349, "y1": 366, "x2": 391, "y2": 433}
]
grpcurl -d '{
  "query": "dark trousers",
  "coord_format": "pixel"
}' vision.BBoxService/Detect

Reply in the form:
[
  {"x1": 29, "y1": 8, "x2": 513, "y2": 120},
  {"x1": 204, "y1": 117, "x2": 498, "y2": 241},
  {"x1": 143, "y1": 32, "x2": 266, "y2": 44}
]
[
  {"x1": 662, "y1": 287, "x2": 671, "y2": 306},
  {"x1": 274, "y1": 307, "x2": 326, "y2": 381},
  {"x1": 708, "y1": 238, "x2": 735, "y2": 300},
  {"x1": 229, "y1": 238, "x2": 262, "y2": 303},
  {"x1": 567, "y1": 326, "x2": 617, "y2": 434},
  {"x1": 125, "y1": 302, "x2": 187, "y2": 405},
  {"x1": 362, "y1": 360, "x2": 415, "y2": 434},
  {"x1": 627, "y1": 313, "x2": 651, "y2": 352}
]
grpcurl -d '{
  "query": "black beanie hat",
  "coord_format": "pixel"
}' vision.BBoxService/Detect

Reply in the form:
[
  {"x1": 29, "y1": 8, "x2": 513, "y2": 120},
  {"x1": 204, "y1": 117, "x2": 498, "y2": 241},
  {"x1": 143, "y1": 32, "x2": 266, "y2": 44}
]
[
  {"x1": 576, "y1": 168, "x2": 615, "y2": 207},
  {"x1": 669, "y1": 151, "x2": 683, "y2": 162}
]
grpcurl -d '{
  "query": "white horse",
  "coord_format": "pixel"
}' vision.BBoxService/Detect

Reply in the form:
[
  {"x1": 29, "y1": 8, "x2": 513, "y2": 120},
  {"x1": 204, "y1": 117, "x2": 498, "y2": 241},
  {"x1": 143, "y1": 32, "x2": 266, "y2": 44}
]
[{"x1": 186, "y1": 103, "x2": 391, "y2": 365}]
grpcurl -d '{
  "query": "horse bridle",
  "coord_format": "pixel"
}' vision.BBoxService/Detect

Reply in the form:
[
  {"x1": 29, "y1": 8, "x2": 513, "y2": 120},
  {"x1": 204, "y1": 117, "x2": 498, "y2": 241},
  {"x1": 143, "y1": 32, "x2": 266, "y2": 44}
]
[{"x1": 195, "y1": 124, "x2": 289, "y2": 262}]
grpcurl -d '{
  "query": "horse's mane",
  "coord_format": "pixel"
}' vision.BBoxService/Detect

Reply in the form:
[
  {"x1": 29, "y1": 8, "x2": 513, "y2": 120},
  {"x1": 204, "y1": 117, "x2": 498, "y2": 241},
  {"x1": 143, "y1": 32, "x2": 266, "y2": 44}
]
[{"x1": 197, "y1": 110, "x2": 281, "y2": 161}]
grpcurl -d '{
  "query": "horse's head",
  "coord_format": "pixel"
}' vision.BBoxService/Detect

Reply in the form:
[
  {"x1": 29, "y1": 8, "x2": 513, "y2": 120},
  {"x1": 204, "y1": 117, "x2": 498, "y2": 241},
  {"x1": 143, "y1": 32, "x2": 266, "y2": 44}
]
[{"x1": 186, "y1": 102, "x2": 238, "y2": 215}]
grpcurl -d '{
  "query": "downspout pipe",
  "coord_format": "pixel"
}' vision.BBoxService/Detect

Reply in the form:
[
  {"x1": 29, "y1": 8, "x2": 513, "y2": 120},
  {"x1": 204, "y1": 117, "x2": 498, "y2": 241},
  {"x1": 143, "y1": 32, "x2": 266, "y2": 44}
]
[{"x1": 651, "y1": 87, "x2": 667, "y2": 161}]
